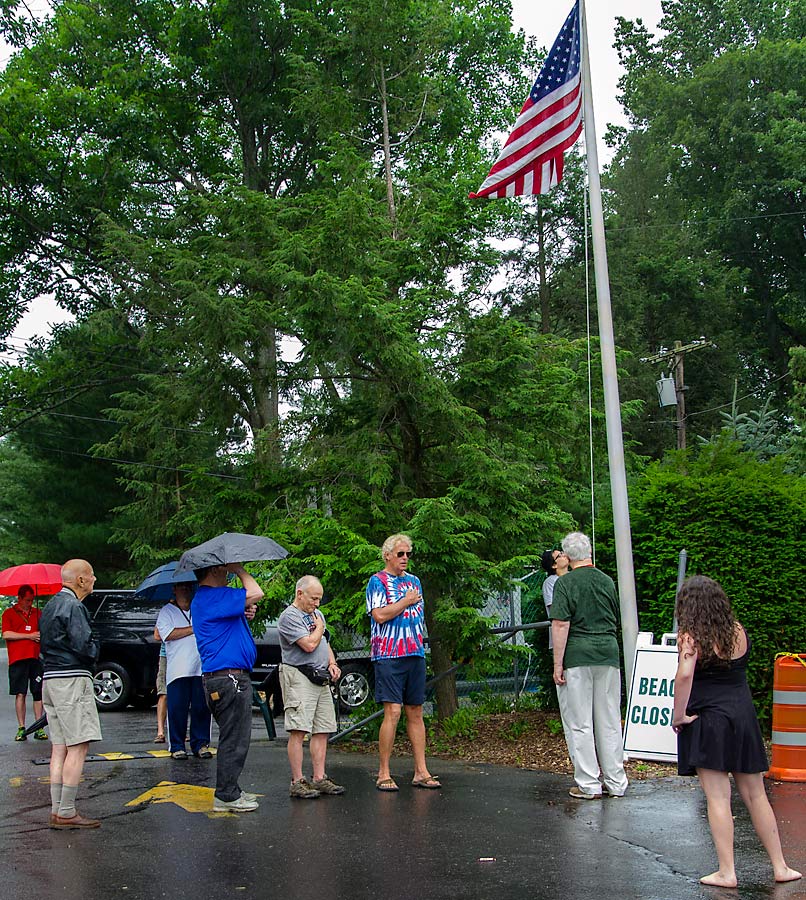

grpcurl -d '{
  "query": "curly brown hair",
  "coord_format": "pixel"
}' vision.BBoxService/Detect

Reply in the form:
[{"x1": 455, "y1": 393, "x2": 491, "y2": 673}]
[{"x1": 675, "y1": 575, "x2": 737, "y2": 666}]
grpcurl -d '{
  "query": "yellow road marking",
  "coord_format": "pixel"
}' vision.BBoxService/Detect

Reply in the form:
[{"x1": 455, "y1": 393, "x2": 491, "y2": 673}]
[
  {"x1": 127, "y1": 780, "x2": 237, "y2": 818},
  {"x1": 32, "y1": 747, "x2": 217, "y2": 765}
]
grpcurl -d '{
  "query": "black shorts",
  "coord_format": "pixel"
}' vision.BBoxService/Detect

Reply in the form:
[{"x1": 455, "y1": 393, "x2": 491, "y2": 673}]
[{"x1": 8, "y1": 658, "x2": 44, "y2": 699}]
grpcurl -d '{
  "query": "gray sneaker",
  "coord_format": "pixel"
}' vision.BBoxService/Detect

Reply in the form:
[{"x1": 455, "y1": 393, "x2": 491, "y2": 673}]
[
  {"x1": 289, "y1": 778, "x2": 320, "y2": 799},
  {"x1": 568, "y1": 786, "x2": 602, "y2": 800},
  {"x1": 213, "y1": 794, "x2": 259, "y2": 812},
  {"x1": 310, "y1": 776, "x2": 345, "y2": 796},
  {"x1": 240, "y1": 791, "x2": 258, "y2": 802}
]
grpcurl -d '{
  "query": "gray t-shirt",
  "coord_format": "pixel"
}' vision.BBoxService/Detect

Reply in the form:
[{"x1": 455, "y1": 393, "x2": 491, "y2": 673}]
[{"x1": 277, "y1": 605, "x2": 331, "y2": 669}]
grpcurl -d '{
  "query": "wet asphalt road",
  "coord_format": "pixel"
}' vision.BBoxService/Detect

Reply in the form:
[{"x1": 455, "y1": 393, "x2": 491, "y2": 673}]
[{"x1": 1, "y1": 651, "x2": 804, "y2": 900}]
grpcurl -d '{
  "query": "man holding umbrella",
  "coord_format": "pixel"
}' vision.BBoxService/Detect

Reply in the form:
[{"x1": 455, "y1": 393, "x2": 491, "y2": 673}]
[
  {"x1": 2, "y1": 585, "x2": 47, "y2": 741},
  {"x1": 192, "y1": 563, "x2": 264, "y2": 812}
]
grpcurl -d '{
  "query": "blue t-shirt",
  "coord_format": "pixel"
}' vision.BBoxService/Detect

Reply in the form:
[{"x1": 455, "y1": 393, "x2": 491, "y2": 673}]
[
  {"x1": 191, "y1": 585, "x2": 257, "y2": 672},
  {"x1": 365, "y1": 571, "x2": 425, "y2": 660}
]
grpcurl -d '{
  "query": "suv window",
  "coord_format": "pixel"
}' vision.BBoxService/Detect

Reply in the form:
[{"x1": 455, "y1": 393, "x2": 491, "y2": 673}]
[{"x1": 86, "y1": 590, "x2": 161, "y2": 623}]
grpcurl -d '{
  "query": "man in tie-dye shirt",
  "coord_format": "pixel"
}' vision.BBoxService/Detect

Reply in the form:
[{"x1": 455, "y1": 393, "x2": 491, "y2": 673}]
[{"x1": 365, "y1": 534, "x2": 441, "y2": 792}]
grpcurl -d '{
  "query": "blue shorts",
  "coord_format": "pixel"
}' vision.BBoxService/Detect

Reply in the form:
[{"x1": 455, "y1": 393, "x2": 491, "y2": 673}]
[{"x1": 373, "y1": 656, "x2": 426, "y2": 706}]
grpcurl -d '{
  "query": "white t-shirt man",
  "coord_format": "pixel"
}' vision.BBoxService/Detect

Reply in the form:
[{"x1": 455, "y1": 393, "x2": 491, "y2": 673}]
[{"x1": 156, "y1": 604, "x2": 202, "y2": 683}]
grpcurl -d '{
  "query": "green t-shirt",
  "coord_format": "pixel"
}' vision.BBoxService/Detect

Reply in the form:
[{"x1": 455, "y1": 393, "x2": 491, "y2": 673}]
[{"x1": 551, "y1": 566, "x2": 620, "y2": 669}]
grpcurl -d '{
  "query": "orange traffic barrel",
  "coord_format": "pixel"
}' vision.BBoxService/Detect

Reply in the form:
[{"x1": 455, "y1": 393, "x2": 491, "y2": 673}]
[{"x1": 766, "y1": 654, "x2": 806, "y2": 782}]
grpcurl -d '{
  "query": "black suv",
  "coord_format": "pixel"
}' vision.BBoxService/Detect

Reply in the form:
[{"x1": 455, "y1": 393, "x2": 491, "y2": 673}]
[
  {"x1": 85, "y1": 589, "x2": 170, "y2": 712},
  {"x1": 85, "y1": 589, "x2": 373, "y2": 714}
]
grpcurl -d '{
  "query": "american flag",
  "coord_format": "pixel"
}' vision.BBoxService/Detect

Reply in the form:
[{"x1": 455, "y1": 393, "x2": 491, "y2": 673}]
[{"x1": 470, "y1": 1, "x2": 582, "y2": 198}]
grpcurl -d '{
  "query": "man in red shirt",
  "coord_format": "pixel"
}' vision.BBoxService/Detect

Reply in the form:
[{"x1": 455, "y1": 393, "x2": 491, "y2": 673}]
[{"x1": 2, "y1": 585, "x2": 48, "y2": 741}]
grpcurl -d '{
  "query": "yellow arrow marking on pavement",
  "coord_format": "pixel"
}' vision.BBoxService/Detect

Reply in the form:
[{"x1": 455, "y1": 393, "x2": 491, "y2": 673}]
[
  {"x1": 126, "y1": 780, "x2": 234, "y2": 818},
  {"x1": 98, "y1": 752, "x2": 135, "y2": 760}
]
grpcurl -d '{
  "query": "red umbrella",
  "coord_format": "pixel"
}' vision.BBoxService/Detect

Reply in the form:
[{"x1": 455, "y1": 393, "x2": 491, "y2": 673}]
[{"x1": 0, "y1": 562, "x2": 62, "y2": 597}]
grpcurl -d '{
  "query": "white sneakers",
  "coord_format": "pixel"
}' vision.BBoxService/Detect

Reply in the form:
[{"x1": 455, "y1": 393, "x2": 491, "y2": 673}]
[{"x1": 213, "y1": 794, "x2": 259, "y2": 812}]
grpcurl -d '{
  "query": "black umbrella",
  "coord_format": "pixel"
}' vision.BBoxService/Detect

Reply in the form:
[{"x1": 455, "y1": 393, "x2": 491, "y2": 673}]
[
  {"x1": 175, "y1": 532, "x2": 289, "y2": 575},
  {"x1": 24, "y1": 713, "x2": 47, "y2": 736}
]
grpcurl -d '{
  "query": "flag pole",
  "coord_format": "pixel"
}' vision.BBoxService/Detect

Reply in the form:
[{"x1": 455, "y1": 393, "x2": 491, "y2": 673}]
[{"x1": 579, "y1": 0, "x2": 639, "y2": 684}]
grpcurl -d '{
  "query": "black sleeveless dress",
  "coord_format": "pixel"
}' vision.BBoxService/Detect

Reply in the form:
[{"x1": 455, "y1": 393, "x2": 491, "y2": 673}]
[{"x1": 677, "y1": 629, "x2": 768, "y2": 776}]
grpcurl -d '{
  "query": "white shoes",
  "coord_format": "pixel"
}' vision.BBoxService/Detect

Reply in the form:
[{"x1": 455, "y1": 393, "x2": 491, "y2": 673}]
[{"x1": 213, "y1": 794, "x2": 259, "y2": 812}]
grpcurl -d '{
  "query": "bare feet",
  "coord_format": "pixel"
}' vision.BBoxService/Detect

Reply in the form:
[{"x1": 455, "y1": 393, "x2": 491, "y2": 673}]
[
  {"x1": 699, "y1": 868, "x2": 802, "y2": 887},
  {"x1": 700, "y1": 871, "x2": 738, "y2": 888},
  {"x1": 774, "y1": 868, "x2": 802, "y2": 883}
]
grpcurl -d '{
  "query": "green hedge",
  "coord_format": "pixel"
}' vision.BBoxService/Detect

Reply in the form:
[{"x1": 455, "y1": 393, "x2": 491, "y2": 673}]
[{"x1": 625, "y1": 445, "x2": 806, "y2": 731}]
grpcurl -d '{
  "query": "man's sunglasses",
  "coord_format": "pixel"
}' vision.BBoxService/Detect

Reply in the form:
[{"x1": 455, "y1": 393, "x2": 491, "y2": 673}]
[{"x1": 396, "y1": 550, "x2": 413, "y2": 558}]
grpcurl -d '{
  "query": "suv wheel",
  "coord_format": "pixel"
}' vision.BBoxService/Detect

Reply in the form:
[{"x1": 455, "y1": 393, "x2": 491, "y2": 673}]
[
  {"x1": 93, "y1": 662, "x2": 132, "y2": 712},
  {"x1": 337, "y1": 662, "x2": 373, "y2": 713}
]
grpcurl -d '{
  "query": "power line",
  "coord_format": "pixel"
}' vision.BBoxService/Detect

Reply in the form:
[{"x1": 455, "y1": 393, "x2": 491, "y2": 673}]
[
  {"x1": 685, "y1": 371, "x2": 791, "y2": 419},
  {"x1": 646, "y1": 370, "x2": 792, "y2": 424},
  {"x1": 608, "y1": 209, "x2": 806, "y2": 235},
  {"x1": 19, "y1": 443, "x2": 246, "y2": 481},
  {"x1": 1, "y1": 408, "x2": 224, "y2": 437}
]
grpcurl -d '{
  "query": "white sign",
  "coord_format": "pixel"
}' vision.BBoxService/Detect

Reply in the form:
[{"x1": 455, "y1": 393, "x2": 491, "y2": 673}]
[{"x1": 623, "y1": 632, "x2": 678, "y2": 763}]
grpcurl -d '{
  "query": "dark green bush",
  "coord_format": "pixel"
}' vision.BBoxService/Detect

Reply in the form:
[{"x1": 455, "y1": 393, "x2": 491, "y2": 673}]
[{"x1": 627, "y1": 443, "x2": 806, "y2": 731}]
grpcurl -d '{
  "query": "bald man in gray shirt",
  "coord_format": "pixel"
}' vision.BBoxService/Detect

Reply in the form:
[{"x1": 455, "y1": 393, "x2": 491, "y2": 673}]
[{"x1": 278, "y1": 576, "x2": 344, "y2": 799}]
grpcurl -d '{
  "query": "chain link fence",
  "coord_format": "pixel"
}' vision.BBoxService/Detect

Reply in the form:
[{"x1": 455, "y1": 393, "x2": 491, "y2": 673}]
[{"x1": 456, "y1": 571, "x2": 551, "y2": 702}]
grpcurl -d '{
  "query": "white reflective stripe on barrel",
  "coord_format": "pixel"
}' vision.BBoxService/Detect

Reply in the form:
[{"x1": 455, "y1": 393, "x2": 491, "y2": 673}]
[
  {"x1": 771, "y1": 731, "x2": 806, "y2": 746},
  {"x1": 773, "y1": 689, "x2": 806, "y2": 705}
]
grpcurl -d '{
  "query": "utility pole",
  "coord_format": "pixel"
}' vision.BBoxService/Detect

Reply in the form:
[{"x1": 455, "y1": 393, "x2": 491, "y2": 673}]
[
  {"x1": 673, "y1": 341, "x2": 686, "y2": 449},
  {"x1": 641, "y1": 339, "x2": 714, "y2": 449}
]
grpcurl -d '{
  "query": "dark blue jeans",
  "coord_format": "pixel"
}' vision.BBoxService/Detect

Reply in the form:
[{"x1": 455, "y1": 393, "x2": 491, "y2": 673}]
[
  {"x1": 166, "y1": 675, "x2": 211, "y2": 754},
  {"x1": 203, "y1": 672, "x2": 252, "y2": 802}
]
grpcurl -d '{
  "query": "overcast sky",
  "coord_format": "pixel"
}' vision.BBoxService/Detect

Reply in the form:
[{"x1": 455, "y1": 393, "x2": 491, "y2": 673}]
[
  {"x1": 510, "y1": 0, "x2": 663, "y2": 158},
  {"x1": 8, "y1": 0, "x2": 664, "y2": 346}
]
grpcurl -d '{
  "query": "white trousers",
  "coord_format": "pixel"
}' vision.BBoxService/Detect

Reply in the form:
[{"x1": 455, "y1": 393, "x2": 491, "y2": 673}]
[
  {"x1": 555, "y1": 684, "x2": 575, "y2": 765},
  {"x1": 561, "y1": 665, "x2": 628, "y2": 796}
]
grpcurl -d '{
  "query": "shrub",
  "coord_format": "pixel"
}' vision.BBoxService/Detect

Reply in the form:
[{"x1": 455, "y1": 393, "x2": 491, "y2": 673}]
[
  {"x1": 439, "y1": 707, "x2": 478, "y2": 740},
  {"x1": 626, "y1": 443, "x2": 806, "y2": 730}
]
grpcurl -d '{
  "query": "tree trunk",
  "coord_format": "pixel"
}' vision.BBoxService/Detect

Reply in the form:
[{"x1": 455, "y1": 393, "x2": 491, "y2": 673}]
[
  {"x1": 537, "y1": 203, "x2": 551, "y2": 333},
  {"x1": 249, "y1": 331, "x2": 282, "y2": 468},
  {"x1": 378, "y1": 64, "x2": 399, "y2": 238},
  {"x1": 424, "y1": 593, "x2": 458, "y2": 721}
]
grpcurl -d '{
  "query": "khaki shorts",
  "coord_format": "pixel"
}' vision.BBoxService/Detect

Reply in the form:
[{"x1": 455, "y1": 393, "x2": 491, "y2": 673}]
[
  {"x1": 156, "y1": 656, "x2": 167, "y2": 695},
  {"x1": 279, "y1": 664, "x2": 337, "y2": 735},
  {"x1": 42, "y1": 676, "x2": 103, "y2": 746}
]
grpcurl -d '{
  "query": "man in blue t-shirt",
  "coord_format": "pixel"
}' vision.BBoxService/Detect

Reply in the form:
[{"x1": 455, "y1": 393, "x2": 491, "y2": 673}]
[
  {"x1": 193, "y1": 563, "x2": 263, "y2": 812},
  {"x1": 365, "y1": 533, "x2": 440, "y2": 792}
]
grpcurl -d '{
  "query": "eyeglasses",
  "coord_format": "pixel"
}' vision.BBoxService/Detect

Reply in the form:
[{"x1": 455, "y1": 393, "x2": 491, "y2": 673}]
[{"x1": 396, "y1": 550, "x2": 413, "y2": 558}]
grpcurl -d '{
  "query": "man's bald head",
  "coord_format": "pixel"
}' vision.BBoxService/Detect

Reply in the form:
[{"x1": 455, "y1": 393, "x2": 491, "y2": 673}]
[{"x1": 61, "y1": 559, "x2": 96, "y2": 600}]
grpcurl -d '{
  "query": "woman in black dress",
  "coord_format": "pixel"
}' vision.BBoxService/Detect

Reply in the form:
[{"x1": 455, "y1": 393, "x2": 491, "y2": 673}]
[{"x1": 672, "y1": 576, "x2": 801, "y2": 888}]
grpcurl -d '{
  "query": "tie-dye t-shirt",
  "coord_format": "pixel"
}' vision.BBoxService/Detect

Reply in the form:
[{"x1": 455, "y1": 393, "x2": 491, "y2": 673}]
[{"x1": 365, "y1": 571, "x2": 425, "y2": 660}]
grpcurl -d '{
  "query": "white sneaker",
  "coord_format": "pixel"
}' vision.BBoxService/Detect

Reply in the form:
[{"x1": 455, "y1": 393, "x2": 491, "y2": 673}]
[
  {"x1": 240, "y1": 791, "x2": 258, "y2": 802},
  {"x1": 213, "y1": 794, "x2": 259, "y2": 812}
]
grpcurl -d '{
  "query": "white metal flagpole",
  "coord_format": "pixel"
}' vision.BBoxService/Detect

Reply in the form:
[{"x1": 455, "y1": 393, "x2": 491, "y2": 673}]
[{"x1": 579, "y1": 0, "x2": 640, "y2": 684}]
